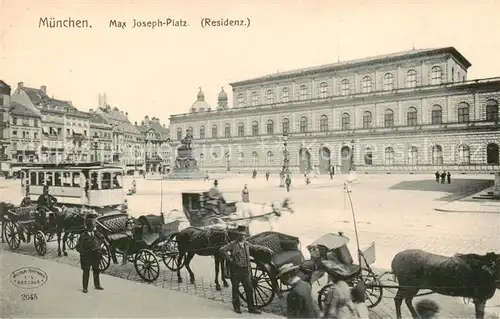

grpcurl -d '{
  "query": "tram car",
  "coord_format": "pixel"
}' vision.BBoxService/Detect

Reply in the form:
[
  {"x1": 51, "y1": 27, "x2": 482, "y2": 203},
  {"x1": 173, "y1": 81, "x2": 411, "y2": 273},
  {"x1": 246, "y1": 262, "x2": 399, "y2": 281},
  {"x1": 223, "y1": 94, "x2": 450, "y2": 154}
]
[{"x1": 19, "y1": 163, "x2": 126, "y2": 211}]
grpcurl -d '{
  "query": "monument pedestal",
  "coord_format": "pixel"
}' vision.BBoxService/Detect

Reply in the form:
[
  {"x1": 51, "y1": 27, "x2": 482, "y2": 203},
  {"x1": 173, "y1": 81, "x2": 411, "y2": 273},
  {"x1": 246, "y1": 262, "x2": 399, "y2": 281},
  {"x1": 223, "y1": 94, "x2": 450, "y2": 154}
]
[{"x1": 164, "y1": 130, "x2": 205, "y2": 180}]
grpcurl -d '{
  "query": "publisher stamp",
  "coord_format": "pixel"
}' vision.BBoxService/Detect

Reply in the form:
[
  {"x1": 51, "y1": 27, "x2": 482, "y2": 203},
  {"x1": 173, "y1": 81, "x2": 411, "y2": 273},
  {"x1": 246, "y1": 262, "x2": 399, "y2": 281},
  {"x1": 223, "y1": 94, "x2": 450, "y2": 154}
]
[{"x1": 10, "y1": 267, "x2": 48, "y2": 289}]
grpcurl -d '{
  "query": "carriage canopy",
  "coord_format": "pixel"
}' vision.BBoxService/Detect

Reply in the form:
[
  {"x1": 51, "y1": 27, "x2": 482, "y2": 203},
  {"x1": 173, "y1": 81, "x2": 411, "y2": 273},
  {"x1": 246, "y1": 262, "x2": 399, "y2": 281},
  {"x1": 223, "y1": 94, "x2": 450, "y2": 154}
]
[{"x1": 310, "y1": 233, "x2": 349, "y2": 250}]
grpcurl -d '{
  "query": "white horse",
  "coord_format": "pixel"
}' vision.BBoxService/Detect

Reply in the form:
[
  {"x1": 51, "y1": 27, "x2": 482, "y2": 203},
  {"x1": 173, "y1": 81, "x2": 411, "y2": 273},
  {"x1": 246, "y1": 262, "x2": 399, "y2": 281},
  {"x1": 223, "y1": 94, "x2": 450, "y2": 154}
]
[{"x1": 226, "y1": 198, "x2": 294, "y2": 230}]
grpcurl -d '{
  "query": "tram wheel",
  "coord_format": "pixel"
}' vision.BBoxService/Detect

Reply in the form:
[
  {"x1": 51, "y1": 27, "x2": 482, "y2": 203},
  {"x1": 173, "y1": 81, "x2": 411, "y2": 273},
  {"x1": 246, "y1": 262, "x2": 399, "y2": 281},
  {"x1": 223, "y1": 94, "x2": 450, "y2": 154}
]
[
  {"x1": 99, "y1": 241, "x2": 111, "y2": 272},
  {"x1": 65, "y1": 233, "x2": 79, "y2": 250},
  {"x1": 239, "y1": 259, "x2": 276, "y2": 308},
  {"x1": 5, "y1": 221, "x2": 21, "y2": 250},
  {"x1": 134, "y1": 249, "x2": 160, "y2": 282},
  {"x1": 34, "y1": 231, "x2": 47, "y2": 256}
]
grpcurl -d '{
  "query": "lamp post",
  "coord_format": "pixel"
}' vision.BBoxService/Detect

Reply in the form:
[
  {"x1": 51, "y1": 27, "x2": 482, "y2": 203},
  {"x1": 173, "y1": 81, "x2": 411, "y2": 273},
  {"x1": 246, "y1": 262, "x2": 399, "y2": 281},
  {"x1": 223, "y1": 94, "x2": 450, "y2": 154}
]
[
  {"x1": 92, "y1": 133, "x2": 99, "y2": 163},
  {"x1": 282, "y1": 133, "x2": 290, "y2": 174},
  {"x1": 350, "y1": 139, "x2": 356, "y2": 171},
  {"x1": 225, "y1": 151, "x2": 230, "y2": 172}
]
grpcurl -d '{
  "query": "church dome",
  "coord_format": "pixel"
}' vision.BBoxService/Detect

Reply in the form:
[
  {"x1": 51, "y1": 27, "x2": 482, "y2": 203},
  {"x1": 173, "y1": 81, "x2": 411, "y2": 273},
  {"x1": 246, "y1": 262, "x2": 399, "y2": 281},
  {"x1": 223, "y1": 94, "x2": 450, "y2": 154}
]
[
  {"x1": 218, "y1": 87, "x2": 228, "y2": 101},
  {"x1": 191, "y1": 87, "x2": 211, "y2": 113}
]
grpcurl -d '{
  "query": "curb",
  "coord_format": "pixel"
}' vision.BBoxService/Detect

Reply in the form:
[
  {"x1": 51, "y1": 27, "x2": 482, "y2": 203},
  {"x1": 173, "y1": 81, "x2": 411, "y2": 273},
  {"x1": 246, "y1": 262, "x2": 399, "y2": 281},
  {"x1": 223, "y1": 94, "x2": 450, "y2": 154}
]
[{"x1": 433, "y1": 207, "x2": 500, "y2": 214}]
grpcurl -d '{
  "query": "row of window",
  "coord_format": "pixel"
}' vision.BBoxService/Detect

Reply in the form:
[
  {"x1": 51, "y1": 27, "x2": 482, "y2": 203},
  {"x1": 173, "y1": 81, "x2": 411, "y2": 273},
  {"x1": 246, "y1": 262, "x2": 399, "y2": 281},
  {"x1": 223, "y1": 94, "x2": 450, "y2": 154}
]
[
  {"x1": 177, "y1": 99, "x2": 499, "y2": 139},
  {"x1": 11, "y1": 117, "x2": 39, "y2": 127},
  {"x1": 236, "y1": 66, "x2": 451, "y2": 107},
  {"x1": 27, "y1": 171, "x2": 123, "y2": 190}
]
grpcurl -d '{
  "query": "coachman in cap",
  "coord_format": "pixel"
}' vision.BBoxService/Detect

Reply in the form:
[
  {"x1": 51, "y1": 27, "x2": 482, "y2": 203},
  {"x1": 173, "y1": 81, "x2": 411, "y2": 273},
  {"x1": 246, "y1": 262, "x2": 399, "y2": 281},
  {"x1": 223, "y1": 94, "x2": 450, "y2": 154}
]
[
  {"x1": 205, "y1": 179, "x2": 226, "y2": 215},
  {"x1": 36, "y1": 185, "x2": 58, "y2": 228},
  {"x1": 76, "y1": 212, "x2": 104, "y2": 293},
  {"x1": 219, "y1": 225, "x2": 274, "y2": 314}
]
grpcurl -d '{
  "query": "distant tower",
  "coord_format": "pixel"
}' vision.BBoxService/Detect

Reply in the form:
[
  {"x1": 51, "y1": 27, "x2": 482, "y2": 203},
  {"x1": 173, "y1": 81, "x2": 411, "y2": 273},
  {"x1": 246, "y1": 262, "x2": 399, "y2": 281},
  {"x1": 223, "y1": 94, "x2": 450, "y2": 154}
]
[
  {"x1": 98, "y1": 93, "x2": 108, "y2": 107},
  {"x1": 217, "y1": 86, "x2": 228, "y2": 110}
]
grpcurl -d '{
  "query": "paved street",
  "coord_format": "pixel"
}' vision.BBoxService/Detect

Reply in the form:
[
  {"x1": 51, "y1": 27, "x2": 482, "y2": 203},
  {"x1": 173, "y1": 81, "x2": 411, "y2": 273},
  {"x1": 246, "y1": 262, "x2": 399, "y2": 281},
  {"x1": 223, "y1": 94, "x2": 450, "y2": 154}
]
[{"x1": 1, "y1": 173, "x2": 500, "y2": 318}]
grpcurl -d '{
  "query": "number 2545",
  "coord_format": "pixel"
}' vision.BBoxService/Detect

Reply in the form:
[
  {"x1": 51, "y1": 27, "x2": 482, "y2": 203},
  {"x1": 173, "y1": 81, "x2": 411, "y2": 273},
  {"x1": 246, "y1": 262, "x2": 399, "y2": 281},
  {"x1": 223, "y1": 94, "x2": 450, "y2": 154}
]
[{"x1": 21, "y1": 293, "x2": 38, "y2": 301}]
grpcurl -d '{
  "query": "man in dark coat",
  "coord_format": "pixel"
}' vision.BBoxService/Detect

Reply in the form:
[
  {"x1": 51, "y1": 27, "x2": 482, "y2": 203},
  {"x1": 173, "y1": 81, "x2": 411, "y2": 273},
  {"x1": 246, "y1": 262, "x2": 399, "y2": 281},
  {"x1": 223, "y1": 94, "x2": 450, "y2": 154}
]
[
  {"x1": 219, "y1": 225, "x2": 273, "y2": 314},
  {"x1": 285, "y1": 174, "x2": 291, "y2": 192},
  {"x1": 447, "y1": 171, "x2": 451, "y2": 184},
  {"x1": 435, "y1": 171, "x2": 440, "y2": 183},
  {"x1": 265, "y1": 171, "x2": 270, "y2": 181},
  {"x1": 277, "y1": 263, "x2": 320, "y2": 318},
  {"x1": 76, "y1": 213, "x2": 104, "y2": 293},
  {"x1": 36, "y1": 185, "x2": 58, "y2": 228},
  {"x1": 440, "y1": 171, "x2": 446, "y2": 184}
]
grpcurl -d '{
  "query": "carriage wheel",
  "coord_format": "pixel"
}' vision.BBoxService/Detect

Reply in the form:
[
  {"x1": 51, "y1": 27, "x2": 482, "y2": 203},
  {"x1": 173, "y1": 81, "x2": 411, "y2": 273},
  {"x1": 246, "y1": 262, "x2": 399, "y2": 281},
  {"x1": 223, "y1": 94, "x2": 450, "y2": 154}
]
[
  {"x1": 34, "y1": 231, "x2": 47, "y2": 256},
  {"x1": 161, "y1": 240, "x2": 180, "y2": 271},
  {"x1": 4, "y1": 221, "x2": 21, "y2": 250},
  {"x1": 353, "y1": 268, "x2": 383, "y2": 308},
  {"x1": 134, "y1": 249, "x2": 160, "y2": 282},
  {"x1": 99, "y1": 241, "x2": 111, "y2": 272},
  {"x1": 65, "y1": 233, "x2": 79, "y2": 250},
  {"x1": 239, "y1": 259, "x2": 277, "y2": 308},
  {"x1": 317, "y1": 283, "x2": 333, "y2": 310}
]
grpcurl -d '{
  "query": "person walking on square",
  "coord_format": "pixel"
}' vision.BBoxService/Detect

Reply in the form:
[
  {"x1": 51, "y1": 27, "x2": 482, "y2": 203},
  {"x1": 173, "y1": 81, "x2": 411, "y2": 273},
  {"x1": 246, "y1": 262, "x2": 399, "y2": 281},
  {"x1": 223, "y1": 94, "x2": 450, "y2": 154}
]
[
  {"x1": 252, "y1": 169, "x2": 257, "y2": 179},
  {"x1": 285, "y1": 174, "x2": 292, "y2": 192},
  {"x1": 279, "y1": 169, "x2": 285, "y2": 187},
  {"x1": 76, "y1": 213, "x2": 104, "y2": 293},
  {"x1": 435, "y1": 171, "x2": 440, "y2": 183},
  {"x1": 440, "y1": 171, "x2": 446, "y2": 184},
  {"x1": 241, "y1": 184, "x2": 250, "y2": 203},
  {"x1": 219, "y1": 225, "x2": 273, "y2": 314},
  {"x1": 266, "y1": 170, "x2": 270, "y2": 181},
  {"x1": 276, "y1": 263, "x2": 320, "y2": 318},
  {"x1": 447, "y1": 171, "x2": 451, "y2": 184}
]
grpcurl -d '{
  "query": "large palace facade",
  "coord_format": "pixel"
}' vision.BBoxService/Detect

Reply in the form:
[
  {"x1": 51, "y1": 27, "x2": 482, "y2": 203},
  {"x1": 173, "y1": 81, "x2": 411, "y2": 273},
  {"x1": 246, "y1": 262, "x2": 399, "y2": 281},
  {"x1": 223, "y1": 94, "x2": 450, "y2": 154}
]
[{"x1": 169, "y1": 47, "x2": 500, "y2": 174}]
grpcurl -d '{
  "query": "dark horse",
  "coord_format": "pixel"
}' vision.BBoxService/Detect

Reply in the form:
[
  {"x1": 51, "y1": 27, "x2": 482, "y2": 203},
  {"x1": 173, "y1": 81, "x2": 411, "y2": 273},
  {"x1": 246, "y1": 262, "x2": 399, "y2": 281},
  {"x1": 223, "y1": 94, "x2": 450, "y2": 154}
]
[
  {"x1": 170, "y1": 226, "x2": 243, "y2": 291},
  {"x1": 392, "y1": 249, "x2": 500, "y2": 319},
  {"x1": 52, "y1": 206, "x2": 91, "y2": 256}
]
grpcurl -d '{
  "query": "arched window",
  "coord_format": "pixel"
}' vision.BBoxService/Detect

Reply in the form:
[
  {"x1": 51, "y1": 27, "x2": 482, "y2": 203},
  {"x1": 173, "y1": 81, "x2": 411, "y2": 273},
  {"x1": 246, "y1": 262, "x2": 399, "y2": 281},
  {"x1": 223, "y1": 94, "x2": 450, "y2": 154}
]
[
  {"x1": 458, "y1": 145, "x2": 470, "y2": 164},
  {"x1": 237, "y1": 122, "x2": 245, "y2": 137},
  {"x1": 299, "y1": 117, "x2": 308, "y2": 133},
  {"x1": 252, "y1": 121, "x2": 259, "y2": 136},
  {"x1": 406, "y1": 69, "x2": 417, "y2": 88},
  {"x1": 383, "y1": 73, "x2": 394, "y2": 91},
  {"x1": 319, "y1": 115, "x2": 328, "y2": 132},
  {"x1": 409, "y1": 146, "x2": 418, "y2": 165},
  {"x1": 252, "y1": 151, "x2": 259, "y2": 168},
  {"x1": 319, "y1": 82, "x2": 328, "y2": 99},
  {"x1": 176, "y1": 128, "x2": 182, "y2": 140},
  {"x1": 199, "y1": 126, "x2": 205, "y2": 139},
  {"x1": 432, "y1": 145, "x2": 443, "y2": 165},
  {"x1": 431, "y1": 66, "x2": 442, "y2": 85},
  {"x1": 266, "y1": 119, "x2": 274, "y2": 135},
  {"x1": 282, "y1": 87, "x2": 289, "y2": 103},
  {"x1": 385, "y1": 147, "x2": 395, "y2": 165},
  {"x1": 266, "y1": 89, "x2": 274, "y2": 104},
  {"x1": 251, "y1": 91, "x2": 259, "y2": 106},
  {"x1": 486, "y1": 99, "x2": 499, "y2": 121},
  {"x1": 487, "y1": 143, "x2": 499, "y2": 164},
  {"x1": 237, "y1": 93, "x2": 244, "y2": 107},
  {"x1": 341, "y1": 113, "x2": 350, "y2": 130},
  {"x1": 211, "y1": 124, "x2": 218, "y2": 138},
  {"x1": 384, "y1": 109, "x2": 394, "y2": 128},
  {"x1": 364, "y1": 148, "x2": 373, "y2": 165},
  {"x1": 407, "y1": 107, "x2": 418, "y2": 126},
  {"x1": 457, "y1": 102, "x2": 470, "y2": 123},
  {"x1": 431, "y1": 105, "x2": 442, "y2": 125},
  {"x1": 238, "y1": 152, "x2": 244, "y2": 166},
  {"x1": 299, "y1": 85, "x2": 308, "y2": 100},
  {"x1": 362, "y1": 111, "x2": 372, "y2": 128},
  {"x1": 224, "y1": 123, "x2": 231, "y2": 138},
  {"x1": 266, "y1": 151, "x2": 273, "y2": 166},
  {"x1": 340, "y1": 79, "x2": 350, "y2": 96},
  {"x1": 282, "y1": 118, "x2": 290, "y2": 134},
  {"x1": 362, "y1": 76, "x2": 372, "y2": 93}
]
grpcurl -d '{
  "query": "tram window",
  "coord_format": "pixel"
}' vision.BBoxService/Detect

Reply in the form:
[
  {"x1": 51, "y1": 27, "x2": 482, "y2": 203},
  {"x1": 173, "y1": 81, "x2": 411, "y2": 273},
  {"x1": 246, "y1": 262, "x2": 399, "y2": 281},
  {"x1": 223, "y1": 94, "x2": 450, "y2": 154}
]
[
  {"x1": 112, "y1": 172, "x2": 123, "y2": 189},
  {"x1": 45, "y1": 173, "x2": 53, "y2": 186},
  {"x1": 72, "y1": 172, "x2": 81, "y2": 187},
  {"x1": 54, "y1": 172, "x2": 62, "y2": 186},
  {"x1": 38, "y1": 172, "x2": 44, "y2": 185},
  {"x1": 62, "y1": 172, "x2": 72, "y2": 187},
  {"x1": 30, "y1": 172, "x2": 37, "y2": 185},
  {"x1": 101, "y1": 172, "x2": 111, "y2": 190},
  {"x1": 90, "y1": 172, "x2": 99, "y2": 190}
]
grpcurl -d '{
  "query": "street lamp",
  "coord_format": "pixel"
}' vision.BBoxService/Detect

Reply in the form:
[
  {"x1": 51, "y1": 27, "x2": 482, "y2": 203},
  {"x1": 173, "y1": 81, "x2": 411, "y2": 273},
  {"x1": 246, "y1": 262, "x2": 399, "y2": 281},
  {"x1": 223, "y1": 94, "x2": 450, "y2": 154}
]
[
  {"x1": 92, "y1": 133, "x2": 99, "y2": 163},
  {"x1": 282, "y1": 132, "x2": 290, "y2": 175},
  {"x1": 225, "y1": 151, "x2": 230, "y2": 172},
  {"x1": 350, "y1": 139, "x2": 356, "y2": 171}
]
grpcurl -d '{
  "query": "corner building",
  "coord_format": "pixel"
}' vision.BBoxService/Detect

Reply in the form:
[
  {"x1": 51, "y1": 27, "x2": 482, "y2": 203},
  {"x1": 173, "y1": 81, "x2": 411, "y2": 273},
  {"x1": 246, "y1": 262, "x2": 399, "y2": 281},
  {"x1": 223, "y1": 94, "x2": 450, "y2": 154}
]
[{"x1": 169, "y1": 47, "x2": 500, "y2": 174}]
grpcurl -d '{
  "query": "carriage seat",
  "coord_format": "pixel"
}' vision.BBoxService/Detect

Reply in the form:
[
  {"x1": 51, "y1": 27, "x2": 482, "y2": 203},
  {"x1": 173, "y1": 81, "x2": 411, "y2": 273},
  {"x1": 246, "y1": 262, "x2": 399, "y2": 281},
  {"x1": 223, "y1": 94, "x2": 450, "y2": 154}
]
[
  {"x1": 320, "y1": 259, "x2": 360, "y2": 279},
  {"x1": 99, "y1": 214, "x2": 133, "y2": 242},
  {"x1": 13, "y1": 205, "x2": 38, "y2": 220},
  {"x1": 248, "y1": 232, "x2": 304, "y2": 267}
]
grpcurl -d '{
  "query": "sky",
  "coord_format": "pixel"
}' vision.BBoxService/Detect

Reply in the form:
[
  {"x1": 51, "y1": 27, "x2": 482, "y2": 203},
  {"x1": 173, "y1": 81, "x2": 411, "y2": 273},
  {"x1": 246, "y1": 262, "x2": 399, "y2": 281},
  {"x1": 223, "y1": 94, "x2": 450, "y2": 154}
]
[{"x1": 2, "y1": 0, "x2": 500, "y2": 126}]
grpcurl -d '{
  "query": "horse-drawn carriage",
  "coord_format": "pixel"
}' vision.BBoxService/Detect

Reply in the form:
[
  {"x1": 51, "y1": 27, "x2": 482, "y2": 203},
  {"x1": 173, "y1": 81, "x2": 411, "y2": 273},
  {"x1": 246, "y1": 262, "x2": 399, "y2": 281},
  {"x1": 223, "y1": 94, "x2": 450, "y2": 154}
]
[
  {"x1": 179, "y1": 192, "x2": 237, "y2": 226},
  {"x1": 95, "y1": 212, "x2": 180, "y2": 282}
]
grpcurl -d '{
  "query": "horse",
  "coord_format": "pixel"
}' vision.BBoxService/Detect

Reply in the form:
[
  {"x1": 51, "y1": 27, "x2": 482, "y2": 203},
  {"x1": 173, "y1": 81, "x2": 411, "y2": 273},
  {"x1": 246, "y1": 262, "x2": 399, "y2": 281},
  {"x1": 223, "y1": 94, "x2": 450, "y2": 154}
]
[
  {"x1": 170, "y1": 225, "x2": 243, "y2": 291},
  {"x1": 52, "y1": 206, "x2": 93, "y2": 256},
  {"x1": 391, "y1": 249, "x2": 500, "y2": 319},
  {"x1": 231, "y1": 198, "x2": 294, "y2": 230}
]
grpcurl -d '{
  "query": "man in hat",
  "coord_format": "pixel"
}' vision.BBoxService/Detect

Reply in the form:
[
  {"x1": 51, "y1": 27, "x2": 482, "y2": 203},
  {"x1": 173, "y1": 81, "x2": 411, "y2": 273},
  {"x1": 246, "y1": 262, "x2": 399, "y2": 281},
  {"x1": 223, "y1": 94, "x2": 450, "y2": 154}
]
[
  {"x1": 36, "y1": 185, "x2": 58, "y2": 228},
  {"x1": 76, "y1": 213, "x2": 104, "y2": 293},
  {"x1": 276, "y1": 263, "x2": 320, "y2": 318},
  {"x1": 206, "y1": 180, "x2": 225, "y2": 215},
  {"x1": 219, "y1": 225, "x2": 273, "y2": 314}
]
